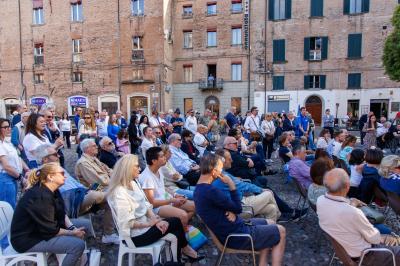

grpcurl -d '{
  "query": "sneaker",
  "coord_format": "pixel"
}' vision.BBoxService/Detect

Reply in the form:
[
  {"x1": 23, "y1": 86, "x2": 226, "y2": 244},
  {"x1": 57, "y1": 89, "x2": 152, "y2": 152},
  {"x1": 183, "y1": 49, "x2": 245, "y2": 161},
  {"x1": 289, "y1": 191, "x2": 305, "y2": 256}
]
[{"x1": 102, "y1": 233, "x2": 120, "y2": 244}]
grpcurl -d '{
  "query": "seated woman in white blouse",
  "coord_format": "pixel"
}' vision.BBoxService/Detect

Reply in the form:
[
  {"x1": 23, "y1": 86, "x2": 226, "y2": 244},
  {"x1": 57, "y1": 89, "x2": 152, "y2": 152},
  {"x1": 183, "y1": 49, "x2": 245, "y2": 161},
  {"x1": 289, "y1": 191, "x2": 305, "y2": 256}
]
[{"x1": 107, "y1": 154, "x2": 203, "y2": 263}]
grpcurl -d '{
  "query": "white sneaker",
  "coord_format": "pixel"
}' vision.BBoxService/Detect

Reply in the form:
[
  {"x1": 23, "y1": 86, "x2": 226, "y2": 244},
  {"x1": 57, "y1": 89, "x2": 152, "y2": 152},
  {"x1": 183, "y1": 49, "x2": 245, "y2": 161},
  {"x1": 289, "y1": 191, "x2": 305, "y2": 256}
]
[{"x1": 102, "y1": 233, "x2": 120, "y2": 244}]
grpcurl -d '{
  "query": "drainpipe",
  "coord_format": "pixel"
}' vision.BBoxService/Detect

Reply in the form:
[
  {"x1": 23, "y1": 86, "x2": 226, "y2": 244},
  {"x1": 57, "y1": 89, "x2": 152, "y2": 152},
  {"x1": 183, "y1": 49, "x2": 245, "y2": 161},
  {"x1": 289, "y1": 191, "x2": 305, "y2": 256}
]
[
  {"x1": 18, "y1": 0, "x2": 26, "y2": 103},
  {"x1": 117, "y1": 0, "x2": 122, "y2": 111},
  {"x1": 263, "y1": 0, "x2": 267, "y2": 114},
  {"x1": 246, "y1": 0, "x2": 251, "y2": 110}
]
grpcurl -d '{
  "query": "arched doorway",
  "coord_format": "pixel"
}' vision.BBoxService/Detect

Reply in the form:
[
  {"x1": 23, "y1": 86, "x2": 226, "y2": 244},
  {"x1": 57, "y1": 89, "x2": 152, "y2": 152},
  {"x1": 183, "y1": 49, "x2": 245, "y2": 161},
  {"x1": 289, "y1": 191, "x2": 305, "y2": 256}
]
[
  {"x1": 205, "y1": 95, "x2": 220, "y2": 117},
  {"x1": 305, "y1": 95, "x2": 322, "y2": 126}
]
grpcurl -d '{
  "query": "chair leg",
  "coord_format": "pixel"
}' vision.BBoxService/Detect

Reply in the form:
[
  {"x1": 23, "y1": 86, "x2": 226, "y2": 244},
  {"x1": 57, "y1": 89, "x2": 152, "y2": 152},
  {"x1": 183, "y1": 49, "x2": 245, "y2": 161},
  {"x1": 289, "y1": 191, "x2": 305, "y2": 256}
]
[
  {"x1": 328, "y1": 252, "x2": 335, "y2": 266},
  {"x1": 128, "y1": 253, "x2": 135, "y2": 266},
  {"x1": 117, "y1": 250, "x2": 124, "y2": 266},
  {"x1": 152, "y1": 246, "x2": 162, "y2": 265},
  {"x1": 216, "y1": 249, "x2": 226, "y2": 266}
]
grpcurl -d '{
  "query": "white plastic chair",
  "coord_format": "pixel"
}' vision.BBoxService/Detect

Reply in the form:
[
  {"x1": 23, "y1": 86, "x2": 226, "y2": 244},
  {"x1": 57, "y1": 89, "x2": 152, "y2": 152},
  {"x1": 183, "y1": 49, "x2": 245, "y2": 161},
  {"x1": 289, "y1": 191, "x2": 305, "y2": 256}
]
[
  {"x1": 0, "y1": 201, "x2": 48, "y2": 266},
  {"x1": 107, "y1": 198, "x2": 175, "y2": 266}
]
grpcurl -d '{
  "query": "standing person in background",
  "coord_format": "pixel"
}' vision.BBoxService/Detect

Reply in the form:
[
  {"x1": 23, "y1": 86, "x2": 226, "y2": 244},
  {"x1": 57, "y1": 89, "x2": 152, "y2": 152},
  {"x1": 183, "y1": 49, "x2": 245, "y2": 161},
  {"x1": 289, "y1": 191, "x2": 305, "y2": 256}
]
[
  {"x1": 170, "y1": 110, "x2": 184, "y2": 134},
  {"x1": 297, "y1": 107, "x2": 309, "y2": 138},
  {"x1": 283, "y1": 111, "x2": 296, "y2": 132},
  {"x1": 322, "y1": 109, "x2": 334, "y2": 137},
  {"x1": 107, "y1": 114, "x2": 120, "y2": 143},
  {"x1": 359, "y1": 111, "x2": 372, "y2": 145},
  {"x1": 261, "y1": 113, "x2": 276, "y2": 162},
  {"x1": 139, "y1": 115, "x2": 150, "y2": 136},
  {"x1": 11, "y1": 104, "x2": 27, "y2": 127},
  {"x1": 11, "y1": 111, "x2": 30, "y2": 161},
  {"x1": 307, "y1": 112, "x2": 316, "y2": 150},
  {"x1": 128, "y1": 114, "x2": 141, "y2": 154},
  {"x1": 59, "y1": 113, "x2": 72, "y2": 149},
  {"x1": 96, "y1": 111, "x2": 109, "y2": 139},
  {"x1": 74, "y1": 107, "x2": 83, "y2": 129},
  {"x1": 184, "y1": 109, "x2": 197, "y2": 135},
  {"x1": 363, "y1": 114, "x2": 378, "y2": 149},
  {"x1": 115, "y1": 110, "x2": 127, "y2": 129},
  {"x1": 225, "y1": 106, "x2": 238, "y2": 129},
  {"x1": 207, "y1": 112, "x2": 220, "y2": 145},
  {"x1": 198, "y1": 109, "x2": 211, "y2": 126},
  {"x1": 243, "y1": 107, "x2": 261, "y2": 140}
]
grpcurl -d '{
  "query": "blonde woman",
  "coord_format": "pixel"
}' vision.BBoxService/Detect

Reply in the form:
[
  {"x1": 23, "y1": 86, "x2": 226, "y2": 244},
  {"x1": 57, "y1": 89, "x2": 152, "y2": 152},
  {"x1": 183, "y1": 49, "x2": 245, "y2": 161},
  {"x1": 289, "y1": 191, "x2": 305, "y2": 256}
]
[
  {"x1": 106, "y1": 154, "x2": 203, "y2": 263},
  {"x1": 78, "y1": 112, "x2": 97, "y2": 138},
  {"x1": 11, "y1": 163, "x2": 86, "y2": 266},
  {"x1": 379, "y1": 155, "x2": 400, "y2": 195}
]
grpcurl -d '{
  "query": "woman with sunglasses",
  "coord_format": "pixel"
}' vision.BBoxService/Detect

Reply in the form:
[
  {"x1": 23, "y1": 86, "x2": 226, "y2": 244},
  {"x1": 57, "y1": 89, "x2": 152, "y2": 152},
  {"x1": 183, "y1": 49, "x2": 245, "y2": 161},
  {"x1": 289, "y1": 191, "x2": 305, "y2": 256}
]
[
  {"x1": 78, "y1": 112, "x2": 97, "y2": 139},
  {"x1": 11, "y1": 162, "x2": 86, "y2": 266}
]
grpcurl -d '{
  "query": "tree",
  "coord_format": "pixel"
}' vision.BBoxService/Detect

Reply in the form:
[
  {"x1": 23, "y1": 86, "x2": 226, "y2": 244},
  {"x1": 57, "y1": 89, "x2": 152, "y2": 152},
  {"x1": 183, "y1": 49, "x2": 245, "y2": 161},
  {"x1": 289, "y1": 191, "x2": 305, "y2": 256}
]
[{"x1": 383, "y1": 5, "x2": 400, "y2": 81}]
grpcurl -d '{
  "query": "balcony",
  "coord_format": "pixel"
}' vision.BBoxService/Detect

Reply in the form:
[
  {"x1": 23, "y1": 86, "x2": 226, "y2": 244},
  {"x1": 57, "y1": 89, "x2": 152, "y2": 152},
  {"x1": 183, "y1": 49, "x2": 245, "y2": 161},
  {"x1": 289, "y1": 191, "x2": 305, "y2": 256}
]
[
  {"x1": 131, "y1": 50, "x2": 144, "y2": 62},
  {"x1": 199, "y1": 78, "x2": 223, "y2": 91}
]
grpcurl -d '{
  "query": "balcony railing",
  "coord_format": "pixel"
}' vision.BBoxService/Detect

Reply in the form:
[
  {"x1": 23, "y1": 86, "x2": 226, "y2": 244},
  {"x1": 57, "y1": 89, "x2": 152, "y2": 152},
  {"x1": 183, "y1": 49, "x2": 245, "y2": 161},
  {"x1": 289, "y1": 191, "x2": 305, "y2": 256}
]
[
  {"x1": 132, "y1": 50, "x2": 144, "y2": 61},
  {"x1": 199, "y1": 78, "x2": 223, "y2": 90}
]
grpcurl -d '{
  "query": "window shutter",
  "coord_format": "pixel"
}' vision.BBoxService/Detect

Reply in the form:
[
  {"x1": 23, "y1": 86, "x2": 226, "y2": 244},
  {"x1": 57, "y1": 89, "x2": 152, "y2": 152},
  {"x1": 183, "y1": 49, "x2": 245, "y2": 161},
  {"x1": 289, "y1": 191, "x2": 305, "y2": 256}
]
[
  {"x1": 285, "y1": 0, "x2": 292, "y2": 19},
  {"x1": 304, "y1": 75, "x2": 310, "y2": 89},
  {"x1": 268, "y1": 0, "x2": 274, "y2": 20},
  {"x1": 273, "y1": 76, "x2": 284, "y2": 90},
  {"x1": 273, "y1": 76, "x2": 279, "y2": 90},
  {"x1": 273, "y1": 40, "x2": 285, "y2": 62},
  {"x1": 322, "y1": 37, "x2": 328, "y2": 60},
  {"x1": 348, "y1": 73, "x2": 361, "y2": 89},
  {"x1": 311, "y1": 0, "x2": 323, "y2": 17},
  {"x1": 320, "y1": 75, "x2": 326, "y2": 89},
  {"x1": 304, "y1": 38, "x2": 310, "y2": 61},
  {"x1": 343, "y1": 0, "x2": 350, "y2": 14},
  {"x1": 279, "y1": 76, "x2": 285, "y2": 90},
  {"x1": 362, "y1": 0, "x2": 369, "y2": 12},
  {"x1": 348, "y1": 33, "x2": 362, "y2": 58}
]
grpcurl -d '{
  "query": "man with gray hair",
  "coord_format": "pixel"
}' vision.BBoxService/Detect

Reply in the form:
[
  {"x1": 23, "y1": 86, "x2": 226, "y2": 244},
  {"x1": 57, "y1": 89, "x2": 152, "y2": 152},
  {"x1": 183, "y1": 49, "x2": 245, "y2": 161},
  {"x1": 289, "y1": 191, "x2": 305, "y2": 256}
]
[
  {"x1": 75, "y1": 138, "x2": 112, "y2": 188},
  {"x1": 115, "y1": 110, "x2": 127, "y2": 128},
  {"x1": 11, "y1": 111, "x2": 30, "y2": 161},
  {"x1": 98, "y1": 136, "x2": 118, "y2": 168},
  {"x1": 11, "y1": 104, "x2": 28, "y2": 126},
  {"x1": 288, "y1": 145, "x2": 312, "y2": 189},
  {"x1": 317, "y1": 168, "x2": 400, "y2": 265},
  {"x1": 35, "y1": 143, "x2": 119, "y2": 244}
]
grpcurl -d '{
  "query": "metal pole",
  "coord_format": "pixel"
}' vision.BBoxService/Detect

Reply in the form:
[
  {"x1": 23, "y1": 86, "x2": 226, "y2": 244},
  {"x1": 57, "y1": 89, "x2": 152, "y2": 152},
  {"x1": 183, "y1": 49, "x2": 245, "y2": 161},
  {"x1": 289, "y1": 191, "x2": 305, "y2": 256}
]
[
  {"x1": 247, "y1": 0, "x2": 251, "y2": 110},
  {"x1": 263, "y1": 0, "x2": 267, "y2": 114},
  {"x1": 117, "y1": 0, "x2": 122, "y2": 111},
  {"x1": 18, "y1": 0, "x2": 26, "y2": 103}
]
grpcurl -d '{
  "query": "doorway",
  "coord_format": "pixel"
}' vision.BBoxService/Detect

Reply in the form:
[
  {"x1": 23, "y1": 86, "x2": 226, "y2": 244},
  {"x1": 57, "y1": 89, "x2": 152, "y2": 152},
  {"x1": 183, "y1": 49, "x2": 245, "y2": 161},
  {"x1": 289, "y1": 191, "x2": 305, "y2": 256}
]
[
  {"x1": 370, "y1": 99, "x2": 389, "y2": 118},
  {"x1": 207, "y1": 64, "x2": 217, "y2": 87},
  {"x1": 347, "y1": 100, "x2": 360, "y2": 119},
  {"x1": 205, "y1": 95, "x2": 220, "y2": 117},
  {"x1": 305, "y1": 95, "x2": 322, "y2": 125},
  {"x1": 184, "y1": 98, "x2": 193, "y2": 114},
  {"x1": 130, "y1": 96, "x2": 149, "y2": 115}
]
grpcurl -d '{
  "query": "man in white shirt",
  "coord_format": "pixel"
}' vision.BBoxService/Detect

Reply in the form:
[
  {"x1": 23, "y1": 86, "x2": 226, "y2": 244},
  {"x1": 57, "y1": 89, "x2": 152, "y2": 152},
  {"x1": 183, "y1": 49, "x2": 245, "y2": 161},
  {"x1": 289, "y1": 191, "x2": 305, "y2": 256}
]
[
  {"x1": 139, "y1": 146, "x2": 195, "y2": 226},
  {"x1": 96, "y1": 111, "x2": 109, "y2": 139},
  {"x1": 193, "y1": 125, "x2": 209, "y2": 157},
  {"x1": 184, "y1": 109, "x2": 197, "y2": 135},
  {"x1": 140, "y1": 126, "x2": 156, "y2": 160},
  {"x1": 149, "y1": 111, "x2": 166, "y2": 128},
  {"x1": 317, "y1": 168, "x2": 400, "y2": 265},
  {"x1": 244, "y1": 106, "x2": 261, "y2": 134},
  {"x1": 330, "y1": 130, "x2": 346, "y2": 158}
]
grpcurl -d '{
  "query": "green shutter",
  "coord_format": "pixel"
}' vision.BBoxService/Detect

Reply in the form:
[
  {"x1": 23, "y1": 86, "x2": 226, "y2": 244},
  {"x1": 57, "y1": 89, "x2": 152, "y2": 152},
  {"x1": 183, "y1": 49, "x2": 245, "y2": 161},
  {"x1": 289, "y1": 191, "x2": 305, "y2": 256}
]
[
  {"x1": 348, "y1": 33, "x2": 362, "y2": 58},
  {"x1": 311, "y1": 0, "x2": 323, "y2": 17},
  {"x1": 348, "y1": 73, "x2": 361, "y2": 89},
  {"x1": 304, "y1": 38, "x2": 310, "y2": 61},
  {"x1": 343, "y1": 0, "x2": 350, "y2": 14},
  {"x1": 273, "y1": 76, "x2": 285, "y2": 90},
  {"x1": 320, "y1": 75, "x2": 326, "y2": 89},
  {"x1": 321, "y1": 37, "x2": 328, "y2": 60},
  {"x1": 273, "y1": 40, "x2": 285, "y2": 62},
  {"x1": 268, "y1": 0, "x2": 274, "y2": 20},
  {"x1": 279, "y1": 76, "x2": 285, "y2": 90},
  {"x1": 304, "y1": 75, "x2": 310, "y2": 89},
  {"x1": 362, "y1": 0, "x2": 370, "y2": 12},
  {"x1": 285, "y1": 0, "x2": 292, "y2": 19}
]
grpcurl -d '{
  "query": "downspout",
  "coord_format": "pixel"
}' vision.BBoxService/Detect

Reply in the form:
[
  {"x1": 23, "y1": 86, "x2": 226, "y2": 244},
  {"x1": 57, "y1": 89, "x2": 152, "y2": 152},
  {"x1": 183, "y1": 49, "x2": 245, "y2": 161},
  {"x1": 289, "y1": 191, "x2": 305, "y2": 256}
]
[
  {"x1": 264, "y1": 0, "x2": 267, "y2": 114},
  {"x1": 117, "y1": 0, "x2": 122, "y2": 111},
  {"x1": 18, "y1": 0, "x2": 26, "y2": 103},
  {"x1": 246, "y1": 0, "x2": 251, "y2": 109}
]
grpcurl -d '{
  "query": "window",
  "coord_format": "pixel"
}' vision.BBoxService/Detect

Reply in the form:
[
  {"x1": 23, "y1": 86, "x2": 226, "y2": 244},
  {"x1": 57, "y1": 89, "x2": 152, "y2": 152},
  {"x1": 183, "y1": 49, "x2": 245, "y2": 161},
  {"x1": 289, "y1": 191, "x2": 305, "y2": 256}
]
[
  {"x1": 72, "y1": 39, "x2": 82, "y2": 63},
  {"x1": 132, "y1": 0, "x2": 144, "y2": 16},
  {"x1": 183, "y1": 5, "x2": 192, "y2": 17},
  {"x1": 231, "y1": 1, "x2": 242, "y2": 13},
  {"x1": 347, "y1": 33, "x2": 362, "y2": 59},
  {"x1": 310, "y1": 0, "x2": 323, "y2": 17},
  {"x1": 71, "y1": 2, "x2": 83, "y2": 22},
  {"x1": 304, "y1": 75, "x2": 326, "y2": 89},
  {"x1": 304, "y1": 37, "x2": 328, "y2": 61},
  {"x1": 183, "y1": 65, "x2": 193, "y2": 82},
  {"x1": 34, "y1": 73, "x2": 44, "y2": 84},
  {"x1": 133, "y1": 69, "x2": 143, "y2": 80},
  {"x1": 273, "y1": 39, "x2": 285, "y2": 62},
  {"x1": 231, "y1": 63, "x2": 242, "y2": 81},
  {"x1": 183, "y1": 31, "x2": 193, "y2": 48},
  {"x1": 344, "y1": 0, "x2": 369, "y2": 14},
  {"x1": 272, "y1": 76, "x2": 284, "y2": 90},
  {"x1": 207, "y1": 3, "x2": 217, "y2": 15},
  {"x1": 268, "y1": 0, "x2": 291, "y2": 20},
  {"x1": 72, "y1": 72, "x2": 83, "y2": 82},
  {"x1": 34, "y1": 43, "x2": 44, "y2": 65},
  {"x1": 348, "y1": 73, "x2": 361, "y2": 89},
  {"x1": 132, "y1": 36, "x2": 143, "y2": 50},
  {"x1": 33, "y1": 8, "x2": 44, "y2": 24},
  {"x1": 207, "y1": 31, "x2": 217, "y2": 47},
  {"x1": 231, "y1": 27, "x2": 242, "y2": 46}
]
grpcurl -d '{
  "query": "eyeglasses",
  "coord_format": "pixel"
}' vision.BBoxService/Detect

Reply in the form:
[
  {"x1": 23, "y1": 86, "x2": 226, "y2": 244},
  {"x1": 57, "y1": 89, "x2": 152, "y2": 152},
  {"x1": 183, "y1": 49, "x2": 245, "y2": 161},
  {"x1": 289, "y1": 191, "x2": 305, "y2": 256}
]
[
  {"x1": 155, "y1": 132, "x2": 162, "y2": 135},
  {"x1": 46, "y1": 152, "x2": 59, "y2": 158},
  {"x1": 176, "y1": 138, "x2": 182, "y2": 141},
  {"x1": 0, "y1": 126, "x2": 10, "y2": 129},
  {"x1": 107, "y1": 142, "x2": 114, "y2": 146},
  {"x1": 84, "y1": 117, "x2": 91, "y2": 119},
  {"x1": 46, "y1": 115, "x2": 53, "y2": 119}
]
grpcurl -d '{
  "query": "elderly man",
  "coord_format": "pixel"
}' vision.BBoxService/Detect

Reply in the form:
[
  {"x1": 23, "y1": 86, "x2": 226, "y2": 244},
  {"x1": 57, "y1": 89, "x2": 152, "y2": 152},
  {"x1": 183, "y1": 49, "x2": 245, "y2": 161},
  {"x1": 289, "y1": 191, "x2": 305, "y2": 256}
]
[
  {"x1": 115, "y1": 110, "x2": 127, "y2": 129},
  {"x1": 198, "y1": 109, "x2": 211, "y2": 126},
  {"x1": 11, "y1": 104, "x2": 27, "y2": 126},
  {"x1": 184, "y1": 109, "x2": 197, "y2": 134},
  {"x1": 168, "y1": 133, "x2": 200, "y2": 186},
  {"x1": 225, "y1": 106, "x2": 238, "y2": 129},
  {"x1": 317, "y1": 169, "x2": 400, "y2": 265},
  {"x1": 99, "y1": 136, "x2": 119, "y2": 168},
  {"x1": 11, "y1": 111, "x2": 30, "y2": 161},
  {"x1": 288, "y1": 145, "x2": 312, "y2": 190},
  {"x1": 75, "y1": 138, "x2": 112, "y2": 189},
  {"x1": 193, "y1": 125, "x2": 209, "y2": 157},
  {"x1": 34, "y1": 143, "x2": 119, "y2": 244},
  {"x1": 153, "y1": 127, "x2": 165, "y2": 146},
  {"x1": 140, "y1": 126, "x2": 156, "y2": 160},
  {"x1": 96, "y1": 111, "x2": 109, "y2": 139},
  {"x1": 283, "y1": 111, "x2": 296, "y2": 132}
]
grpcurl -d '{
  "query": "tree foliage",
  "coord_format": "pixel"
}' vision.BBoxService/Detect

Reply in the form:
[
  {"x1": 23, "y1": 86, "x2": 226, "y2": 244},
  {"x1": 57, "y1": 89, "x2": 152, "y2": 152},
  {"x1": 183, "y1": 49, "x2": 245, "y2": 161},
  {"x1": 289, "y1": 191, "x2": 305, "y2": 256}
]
[{"x1": 383, "y1": 5, "x2": 400, "y2": 82}]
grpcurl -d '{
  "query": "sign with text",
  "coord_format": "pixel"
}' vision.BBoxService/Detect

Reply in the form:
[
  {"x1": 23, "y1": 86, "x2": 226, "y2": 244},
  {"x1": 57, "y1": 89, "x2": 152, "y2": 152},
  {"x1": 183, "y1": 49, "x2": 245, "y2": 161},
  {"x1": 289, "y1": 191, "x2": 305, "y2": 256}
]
[
  {"x1": 243, "y1": 0, "x2": 250, "y2": 50},
  {"x1": 30, "y1": 97, "x2": 47, "y2": 106},
  {"x1": 69, "y1": 96, "x2": 88, "y2": 107}
]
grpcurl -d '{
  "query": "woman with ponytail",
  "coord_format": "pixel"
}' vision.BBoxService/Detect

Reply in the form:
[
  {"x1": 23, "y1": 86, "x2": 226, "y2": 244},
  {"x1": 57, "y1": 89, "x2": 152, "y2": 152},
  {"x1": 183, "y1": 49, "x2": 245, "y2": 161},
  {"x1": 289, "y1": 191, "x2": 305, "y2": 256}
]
[{"x1": 10, "y1": 162, "x2": 86, "y2": 266}]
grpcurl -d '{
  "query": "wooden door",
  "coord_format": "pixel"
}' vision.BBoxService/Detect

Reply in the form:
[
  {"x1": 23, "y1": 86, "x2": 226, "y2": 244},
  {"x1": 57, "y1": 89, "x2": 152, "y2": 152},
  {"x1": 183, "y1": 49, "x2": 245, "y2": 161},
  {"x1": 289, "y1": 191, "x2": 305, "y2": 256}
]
[
  {"x1": 184, "y1": 98, "x2": 193, "y2": 114},
  {"x1": 305, "y1": 95, "x2": 322, "y2": 126}
]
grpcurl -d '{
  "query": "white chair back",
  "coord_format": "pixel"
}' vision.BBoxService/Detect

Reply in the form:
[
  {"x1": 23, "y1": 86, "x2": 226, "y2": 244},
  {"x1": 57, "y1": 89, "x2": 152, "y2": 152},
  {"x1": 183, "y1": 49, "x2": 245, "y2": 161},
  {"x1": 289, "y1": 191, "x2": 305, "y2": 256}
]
[{"x1": 0, "y1": 201, "x2": 14, "y2": 247}]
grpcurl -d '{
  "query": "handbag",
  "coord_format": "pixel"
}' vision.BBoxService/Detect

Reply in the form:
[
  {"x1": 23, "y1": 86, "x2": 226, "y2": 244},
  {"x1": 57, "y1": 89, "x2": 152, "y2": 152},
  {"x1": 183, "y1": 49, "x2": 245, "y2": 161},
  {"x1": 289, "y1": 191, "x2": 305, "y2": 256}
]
[
  {"x1": 154, "y1": 244, "x2": 184, "y2": 266},
  {"x1": 360, "y1": 206, "x2": 384, "y2": 224},
  {"x1": 185, "y1": 225, "x2": 208, "y2": 250}
]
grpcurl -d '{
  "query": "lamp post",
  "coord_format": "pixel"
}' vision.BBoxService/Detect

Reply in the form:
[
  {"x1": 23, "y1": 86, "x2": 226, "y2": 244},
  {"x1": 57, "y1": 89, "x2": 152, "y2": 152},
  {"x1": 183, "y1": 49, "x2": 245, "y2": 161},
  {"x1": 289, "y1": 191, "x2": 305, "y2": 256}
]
[{"x1": 335, "y1": 103, "x2": 339, "y2": 128}]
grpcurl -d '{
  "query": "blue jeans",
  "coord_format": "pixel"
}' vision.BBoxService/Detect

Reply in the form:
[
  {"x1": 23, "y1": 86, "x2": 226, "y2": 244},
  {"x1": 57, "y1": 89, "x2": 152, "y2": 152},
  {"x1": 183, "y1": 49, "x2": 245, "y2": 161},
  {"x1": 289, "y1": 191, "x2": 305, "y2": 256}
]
[
  {"x1": 0, "y1": 172, "x2": 18, "y2": 249},
  {"x1": 175, "y1": 188, "x2": 194, "y2": 200}
]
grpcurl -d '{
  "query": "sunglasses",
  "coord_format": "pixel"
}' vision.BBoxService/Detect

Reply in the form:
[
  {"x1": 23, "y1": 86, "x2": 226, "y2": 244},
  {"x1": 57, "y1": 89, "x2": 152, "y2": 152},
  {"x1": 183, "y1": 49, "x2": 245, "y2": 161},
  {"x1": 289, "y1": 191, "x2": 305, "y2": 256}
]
[
  {"x1": 107, "y1": 142, "x2": 114, "y2": 146},
  {"x1": 53, "y1": 171, "x2": 65, "y2": 176},
  {"x1": 84, "y1": 117, "x2": 91, "y2": 119},
  {"x1": 46, "y1": 115, "x2": 53, "y2": 119}
]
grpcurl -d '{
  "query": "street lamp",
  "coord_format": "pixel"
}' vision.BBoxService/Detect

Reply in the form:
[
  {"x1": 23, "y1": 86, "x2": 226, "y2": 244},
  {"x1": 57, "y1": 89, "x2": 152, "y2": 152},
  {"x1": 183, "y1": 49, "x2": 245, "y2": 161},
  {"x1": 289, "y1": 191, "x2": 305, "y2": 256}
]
[{"x1": 335, "y1": 103, "x2": 339, "y2": 128}]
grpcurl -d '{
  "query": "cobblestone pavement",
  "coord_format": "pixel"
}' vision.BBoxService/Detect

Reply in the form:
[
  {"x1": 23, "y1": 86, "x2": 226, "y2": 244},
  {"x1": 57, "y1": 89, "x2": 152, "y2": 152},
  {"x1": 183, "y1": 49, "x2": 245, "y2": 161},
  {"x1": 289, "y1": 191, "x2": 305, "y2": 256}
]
[{"x1": 63, "y1": 144, "x2": 400, "y2": 266}]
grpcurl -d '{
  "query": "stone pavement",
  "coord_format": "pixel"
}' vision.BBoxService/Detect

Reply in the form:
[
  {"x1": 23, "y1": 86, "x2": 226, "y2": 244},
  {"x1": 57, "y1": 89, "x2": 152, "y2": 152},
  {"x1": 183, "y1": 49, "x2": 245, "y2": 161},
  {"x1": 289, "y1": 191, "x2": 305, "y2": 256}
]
[{"x1": 63, "y1": 145, "x2": 400, "y2": 266}]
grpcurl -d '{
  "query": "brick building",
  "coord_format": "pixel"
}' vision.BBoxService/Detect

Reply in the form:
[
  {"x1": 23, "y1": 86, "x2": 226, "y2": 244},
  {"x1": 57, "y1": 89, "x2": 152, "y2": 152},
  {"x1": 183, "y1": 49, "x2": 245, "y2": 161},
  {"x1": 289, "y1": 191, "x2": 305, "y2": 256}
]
[{"x1": 252, "y1": 0, "x2": 400, "y2": 124}]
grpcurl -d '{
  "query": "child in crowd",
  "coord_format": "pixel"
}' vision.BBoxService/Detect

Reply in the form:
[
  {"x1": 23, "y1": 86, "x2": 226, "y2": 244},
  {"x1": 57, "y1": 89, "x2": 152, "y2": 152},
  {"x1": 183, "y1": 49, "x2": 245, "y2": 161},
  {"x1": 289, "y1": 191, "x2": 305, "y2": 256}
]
[{"x1": 116, "y1": 128, "x2": 130, "y2": 154}]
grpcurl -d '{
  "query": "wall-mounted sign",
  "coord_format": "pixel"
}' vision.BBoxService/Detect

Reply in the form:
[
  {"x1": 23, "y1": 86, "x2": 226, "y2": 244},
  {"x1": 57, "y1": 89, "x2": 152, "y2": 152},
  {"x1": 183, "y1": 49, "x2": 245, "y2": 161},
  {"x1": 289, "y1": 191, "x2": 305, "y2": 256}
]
[
  {"x1": 243, "y1": 0, "x2": 250, "y2": 50},
  {"x1": 69, "y1": 96, "x2": 87, "y2": 107},
  {"x1": 31, "y1": 97, "x2": 47, "y2": 106}
]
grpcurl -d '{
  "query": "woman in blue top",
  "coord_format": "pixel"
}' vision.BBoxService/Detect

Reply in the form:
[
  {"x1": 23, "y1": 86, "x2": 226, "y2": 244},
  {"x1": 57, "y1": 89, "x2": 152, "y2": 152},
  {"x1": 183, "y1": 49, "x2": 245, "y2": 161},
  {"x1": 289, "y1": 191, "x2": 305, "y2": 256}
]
[
  {"x1": 107, "y1": 114, "x2": 120, "y2": 142},
  {"x1": 194, "y1": 153, "x2": 286, "y2": 266},
  {"x1": 339, "y1": 135, "x2": 357, "y2": 169},
  {"x1": 379, "y1": 155, "x2": 400, "y2": 195}
]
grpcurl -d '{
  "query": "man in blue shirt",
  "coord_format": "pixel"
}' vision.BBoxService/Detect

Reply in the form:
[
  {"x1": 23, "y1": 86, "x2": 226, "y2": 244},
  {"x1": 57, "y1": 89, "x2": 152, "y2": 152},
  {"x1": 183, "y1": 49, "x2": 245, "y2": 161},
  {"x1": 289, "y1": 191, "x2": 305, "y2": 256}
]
[
  {"x1": 225, "y1": 106, "x2": 239, "y2": 129},
  {"x1": 74, "y1": 107, "x2": 83, "y2": 129},
  {"x1": 213, "y1": 149, "x2": 307, "y2": 221},
  {"x1": 296, "y1": 107, "x2": 309, "y2": 137},
  {"x1": 170, "y1": 110, "x2": 184, "y2": 134}
]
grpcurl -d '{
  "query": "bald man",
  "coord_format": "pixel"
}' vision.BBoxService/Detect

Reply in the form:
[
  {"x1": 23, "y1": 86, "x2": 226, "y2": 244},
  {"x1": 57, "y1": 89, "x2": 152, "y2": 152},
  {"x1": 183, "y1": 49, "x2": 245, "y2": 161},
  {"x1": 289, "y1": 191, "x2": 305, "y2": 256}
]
[{"x1": 317, "y1": 169, "x2": 400, "y2": 265}]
